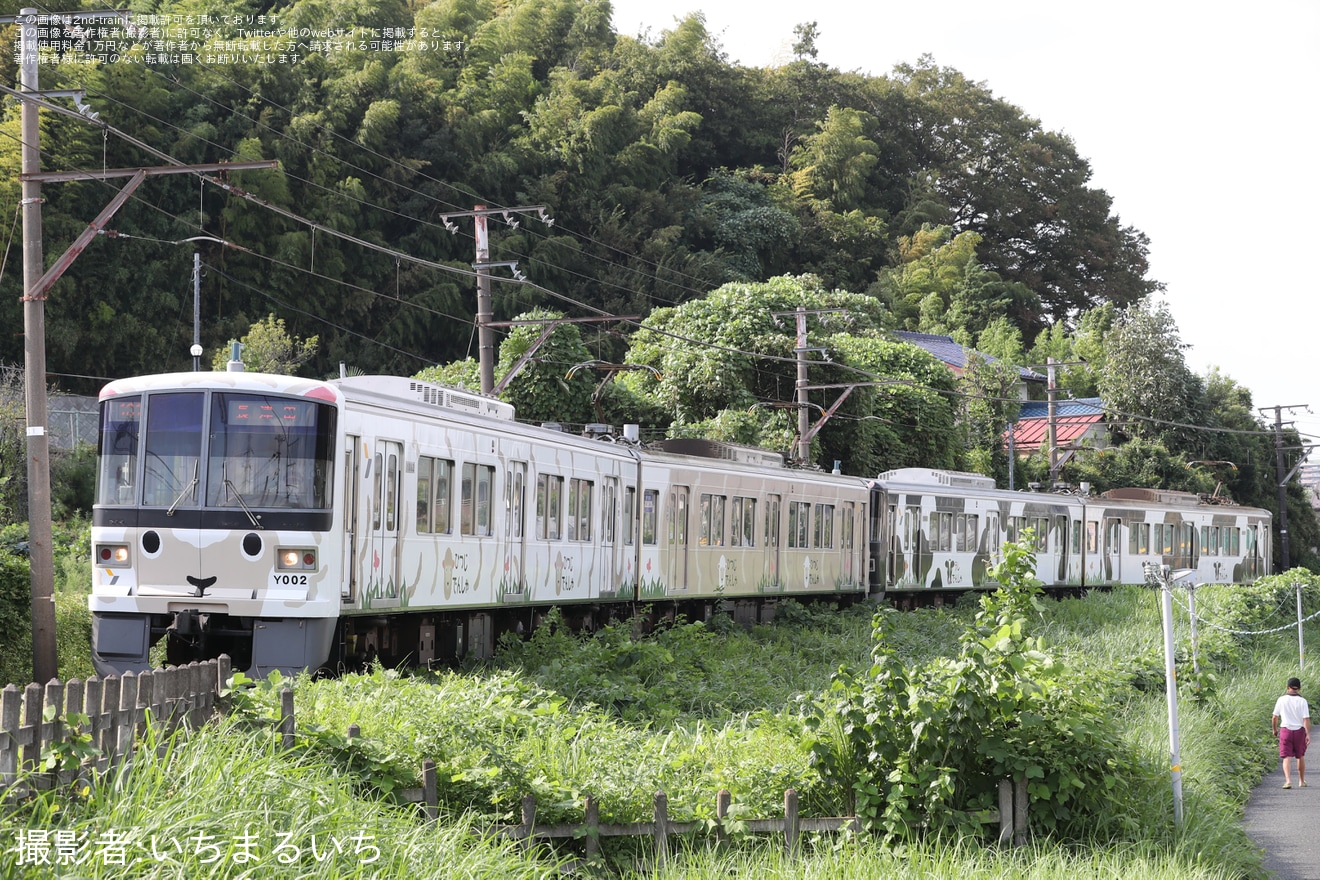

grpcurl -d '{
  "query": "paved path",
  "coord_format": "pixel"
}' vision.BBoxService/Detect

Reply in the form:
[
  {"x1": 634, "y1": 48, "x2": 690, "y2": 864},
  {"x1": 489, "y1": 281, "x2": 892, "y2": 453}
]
[{"x1": 1244, "y1": 761, "x2": 1319, "y2": 879}]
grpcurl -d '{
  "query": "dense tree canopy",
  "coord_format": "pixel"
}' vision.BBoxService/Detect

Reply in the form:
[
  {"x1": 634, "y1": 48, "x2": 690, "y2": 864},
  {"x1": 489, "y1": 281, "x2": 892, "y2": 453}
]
[{"x1": 0, "y1": 0, "x2": 1155, "y2": 392}]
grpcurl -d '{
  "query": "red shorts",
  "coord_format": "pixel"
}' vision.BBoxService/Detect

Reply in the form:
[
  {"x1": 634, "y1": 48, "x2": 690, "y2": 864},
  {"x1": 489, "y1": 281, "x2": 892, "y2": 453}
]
[{"x1": 1280, "y1": 727, "x2": 1309, "y2": 758}]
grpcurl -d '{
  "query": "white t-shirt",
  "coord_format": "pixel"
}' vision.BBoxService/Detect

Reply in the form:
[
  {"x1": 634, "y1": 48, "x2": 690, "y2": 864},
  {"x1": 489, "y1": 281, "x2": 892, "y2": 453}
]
[{"x1": 1274, "y1": 693, "x2": 1311, "y2": 731}]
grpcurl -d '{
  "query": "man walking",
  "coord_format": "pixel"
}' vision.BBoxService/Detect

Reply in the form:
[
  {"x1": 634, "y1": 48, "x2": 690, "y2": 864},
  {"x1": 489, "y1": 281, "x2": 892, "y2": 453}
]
[{"x1": 1272, "y1": 677, "x2": 1311, "y2": 789}]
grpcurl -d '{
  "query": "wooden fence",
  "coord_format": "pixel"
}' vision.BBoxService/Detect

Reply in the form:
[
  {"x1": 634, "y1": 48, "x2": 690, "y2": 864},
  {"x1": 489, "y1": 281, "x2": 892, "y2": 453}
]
[
  {"x1": 3, "y1": 659, "x2": 1030, "y2": 859},
  {"x1": 0, "y1": 657, "x2": 231, "y2": 797}
]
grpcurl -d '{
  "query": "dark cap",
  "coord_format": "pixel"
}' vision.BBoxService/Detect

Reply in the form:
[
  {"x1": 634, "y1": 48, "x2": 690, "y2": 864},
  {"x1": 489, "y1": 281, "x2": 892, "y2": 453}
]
[{"x1": 1289, "y1": 677, "x2": 1302, "y2": 690}]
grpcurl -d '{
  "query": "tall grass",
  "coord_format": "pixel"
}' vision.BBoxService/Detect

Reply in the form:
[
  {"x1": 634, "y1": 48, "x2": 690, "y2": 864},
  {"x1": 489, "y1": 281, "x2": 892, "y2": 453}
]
[
  {"x1": 4, "y1": 577, "x2": 1309, "y2": 878},
  {"x1": 1, "y1": 716, "x2": 571, "y2": 879}
]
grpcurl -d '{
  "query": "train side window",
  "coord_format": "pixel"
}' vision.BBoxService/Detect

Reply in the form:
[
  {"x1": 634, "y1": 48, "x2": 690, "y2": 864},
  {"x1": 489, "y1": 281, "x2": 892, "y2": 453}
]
[
  {"x1": 642, "y1": 489, "x2": 658, "y2": 545},
  {"x1": 372, "y1": 452, "x2": 383, "y2": 530},
  {"x1": 1073, "y1": 520, "x2": 1083, "y2": 554},
  {"x1": 417, "y1": 459, "x2": 431, "y2": 533},
  {"x1": 385, "y1": 452, "x2": 399, "y2": 532},
  {"x1": 1034, "y1": 517, "x2": 1050, "y2": 551},
  {"x1": 1107, "y1": 519, "x2": 1121, "y2": 554},
  {"x1": 508, "y1": 466, "x2": 525, "y2": 540},
  {"x1": 1084, "y1": 521, "x2": 1098, "y2": 554},
  {"x1": 815, "y1": 503, "x2": 835, "y2": 549},
  {"x1": 788, "y1": 501, "x2": 811, "y2": 549},
  {"x1": 344, "y1": 435, "x2": 360, "y2": 535},
  {"x1": 568, "y1": 478, "x2": 593, "y2": 542},
  {"x1": 731, "y1": 496, "x2": 756, "y2": 547},
  {"x1": 459, "y1": 464, "x2": 491, "y2": 533},
  {"x1": 624, "y1": 487, "x2": 636, "y2": 545},
  {"x1": 765, "y1": 495, "x2": 781, "y2": 548},
  {"x1": 1230, "y1": 528, "x2": 1240, "y2": 555},
  {"x1": 602, "y1": 479, "x2": 617, "y2": 544},
  {"x1": 536, "y1": 473, "x2": 564, "y2": 540},
  {"x1": 700, "y1": 494, "x2": 727, "y2": 546}
]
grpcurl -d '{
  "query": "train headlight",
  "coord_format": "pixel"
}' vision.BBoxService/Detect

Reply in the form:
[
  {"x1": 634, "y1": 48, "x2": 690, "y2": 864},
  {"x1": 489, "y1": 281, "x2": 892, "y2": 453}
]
[
  {"x1": 96, "y1": 544, "x2": 130, "y2": 565},
  {"x1": 277, "y1": 548, "x2": 317, "y2": 570}
]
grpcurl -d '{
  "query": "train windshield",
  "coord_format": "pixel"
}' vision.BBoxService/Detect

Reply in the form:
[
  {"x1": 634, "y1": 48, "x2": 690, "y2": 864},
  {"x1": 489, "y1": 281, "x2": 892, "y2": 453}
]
[
  {"x1": 205, "y1": 393, "x2": 336, "y2": 510},
  {"x1": 96, "y1": 390, "x2": 336, "y2": 510}
]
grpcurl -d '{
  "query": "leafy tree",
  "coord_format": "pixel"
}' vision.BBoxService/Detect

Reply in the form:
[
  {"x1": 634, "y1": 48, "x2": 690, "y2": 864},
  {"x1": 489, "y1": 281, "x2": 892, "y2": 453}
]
[
  {"x1": 212, "y1": 314, "x2": 320, "y2": 375},
  {"x1": 624, "y1": 275, "x2": 958, "y2": 474},
  {"x1": 887, "y1": 57, "x2": 1158, "y2": 327},
  {"x1": 1097, "y1": 297, "x2": 1199, "y2": 446}
]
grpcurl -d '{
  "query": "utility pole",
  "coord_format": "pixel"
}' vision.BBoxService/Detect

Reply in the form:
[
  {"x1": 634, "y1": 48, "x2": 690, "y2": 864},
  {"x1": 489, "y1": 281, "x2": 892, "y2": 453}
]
[
  {"x1": 438, "y1": 205, "x2": 552, "y2": 394},
  {"x1": 18, "y1": 8, "x2": 55, "y2": 685},
  {"x1": 1046, "y1": 357, "x2": 1059, "y2": 487},
  {"x1": 794, "y1": 308, "x2": 810, "y2": 462},
  {"x1": 192, "y1": 251, "x2": 202, "y2": 370},
  {"x1": 768, "y1": 307, "x2": 842, "y2": 464},
  {"x1": 1261, "y1": 404, "x2": 1309, "y2": 572}
]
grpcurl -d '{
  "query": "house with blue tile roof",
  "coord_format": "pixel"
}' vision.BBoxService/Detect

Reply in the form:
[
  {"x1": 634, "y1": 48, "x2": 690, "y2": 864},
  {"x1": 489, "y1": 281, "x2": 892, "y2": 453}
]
[{"x1": 893, "y1": 331, "x2": 1046, "y2": 400}]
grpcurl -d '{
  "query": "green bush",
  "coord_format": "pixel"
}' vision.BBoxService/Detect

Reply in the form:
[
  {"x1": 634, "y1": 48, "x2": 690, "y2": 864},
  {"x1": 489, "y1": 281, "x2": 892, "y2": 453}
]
[
  {"x1": 0, "y1": 549, "x2": 30, "y2": 687},
  {"x1": 806, "y1": 539, "x2": 1159, "y2": 841},
  {"x1": 51, "y1": 443, "x2": 97, "y2": 520}
]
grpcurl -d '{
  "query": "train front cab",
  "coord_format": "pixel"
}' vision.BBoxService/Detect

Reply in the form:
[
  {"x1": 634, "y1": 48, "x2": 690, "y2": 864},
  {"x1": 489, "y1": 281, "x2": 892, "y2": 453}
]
[{"x1": 89, "y1": 375, "x2": 343, "y2": 677}]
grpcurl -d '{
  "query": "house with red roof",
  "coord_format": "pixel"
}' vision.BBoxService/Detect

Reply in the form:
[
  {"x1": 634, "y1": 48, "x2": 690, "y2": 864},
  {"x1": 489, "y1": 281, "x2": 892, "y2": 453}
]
[{"x1": 1007, "y1": 398, "x2": 1108, "y2": 462}]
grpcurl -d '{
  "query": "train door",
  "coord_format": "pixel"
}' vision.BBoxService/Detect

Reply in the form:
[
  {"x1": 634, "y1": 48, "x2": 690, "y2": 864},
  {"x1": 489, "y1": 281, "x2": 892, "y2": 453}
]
[
  {"x1": 1054, "y1": 514, "x2": 1069, "y2": 583},
  {"x1": 1104, "y1": 516, "x2": 1121, "y2": 585},
  {"x1": 370, "y1": 439, "x2": 402, "y2": 600},
  {"x1": 342, "y1": 435, "x2": 361, "y2": 602},
  {"x1": 841, "y1": 501, "x2": 857, "y2": 588},
  {"x1": 667, "y1": 486, "x2": 690, "y2": 592},
  {"x1": 601, "y1": 476, "x2": 620, "y2": 591},
  {"x1": 765, "y1": 494, "x2": 781, "y2": 588},
  {"x1": 982, "y1": 511, "x2": 999, "y2": 587},
  {"x1": 503, "y1": 461, "x2": 527, "y2": 594},
  {"x1": 887, "y1": 504, "x2": 900, "y2": 586}
]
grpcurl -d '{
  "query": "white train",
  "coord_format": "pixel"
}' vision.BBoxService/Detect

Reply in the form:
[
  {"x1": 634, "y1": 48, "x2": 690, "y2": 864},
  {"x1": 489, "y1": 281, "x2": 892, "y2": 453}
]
[{"x1": 88, "y1": 371, "x2": 1272, "y2": 677}]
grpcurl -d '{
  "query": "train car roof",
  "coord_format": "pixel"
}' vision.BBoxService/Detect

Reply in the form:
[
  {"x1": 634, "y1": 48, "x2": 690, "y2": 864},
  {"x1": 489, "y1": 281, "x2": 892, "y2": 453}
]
[{"x1": 99, "y1": 371, "x2": 344, "y2": 405}]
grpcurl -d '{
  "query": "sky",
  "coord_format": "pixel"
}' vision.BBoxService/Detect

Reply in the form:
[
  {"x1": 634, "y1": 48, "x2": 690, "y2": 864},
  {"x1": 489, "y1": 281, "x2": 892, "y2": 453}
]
[{"x1": 609, "y1": 0, "x2": 1320, "y2": 441}]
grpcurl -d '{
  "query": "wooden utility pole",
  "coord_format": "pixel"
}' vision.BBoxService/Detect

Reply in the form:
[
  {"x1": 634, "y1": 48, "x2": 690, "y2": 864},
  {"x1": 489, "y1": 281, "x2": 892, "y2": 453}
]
[
  {"x1": 438, "y1": 205, "x2": 552, "y2": 394},
  {"x1": 18, "y1": 8, "x2": 55, "y2": 684}
]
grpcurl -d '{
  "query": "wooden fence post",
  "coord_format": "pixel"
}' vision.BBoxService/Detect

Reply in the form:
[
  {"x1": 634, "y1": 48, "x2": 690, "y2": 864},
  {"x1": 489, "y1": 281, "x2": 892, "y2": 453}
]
[
  {"x1": 997, "y1": 779, "x2": 1013, "y2": 844},
  {"x1": 1013, "y1": 777, "x2": 1028, "y2": 847},
  {"x1": 520, "y1": 793, "x2": 537, "y2": 853},
  {"x1": 422, "y1": 759, "x2": 437, "y2": 822},
  {"x1": 583, "y1": 794, "x2": 599, "y2": 859},
  {"x1": 280, "y1": 688, "x2": 295, "y2": 749},
  {"x1": 783, "y1": 788, "x2": 800, "y2": 856},
  {"x1": 653, "y1": 790, "x2": 670, "y2": 869},
  {"x1": 1, "y1": 685, "x2": 20, "y2": 789},
  {"x1": 716, "y1": 789, "x2": 731, "y2": 845}
]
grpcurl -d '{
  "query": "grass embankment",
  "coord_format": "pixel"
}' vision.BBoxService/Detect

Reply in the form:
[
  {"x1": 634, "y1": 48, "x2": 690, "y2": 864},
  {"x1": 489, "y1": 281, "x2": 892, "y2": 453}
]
[{"x1": 3, "y1": 570, "x2": 1316, "y2": 879}]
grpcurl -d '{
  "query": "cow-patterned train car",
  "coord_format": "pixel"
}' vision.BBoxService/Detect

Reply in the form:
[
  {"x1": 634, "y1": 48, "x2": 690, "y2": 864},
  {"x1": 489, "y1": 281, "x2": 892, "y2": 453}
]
[{"x1": 872, "y1": 468, "x2": 1270, "y2": 596}]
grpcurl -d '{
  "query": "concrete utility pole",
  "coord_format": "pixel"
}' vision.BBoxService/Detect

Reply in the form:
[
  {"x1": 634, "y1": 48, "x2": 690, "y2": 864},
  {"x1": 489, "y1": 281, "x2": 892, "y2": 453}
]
[{"x1": 438, "y1": 205, "x2": 552, "y2": 394}]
